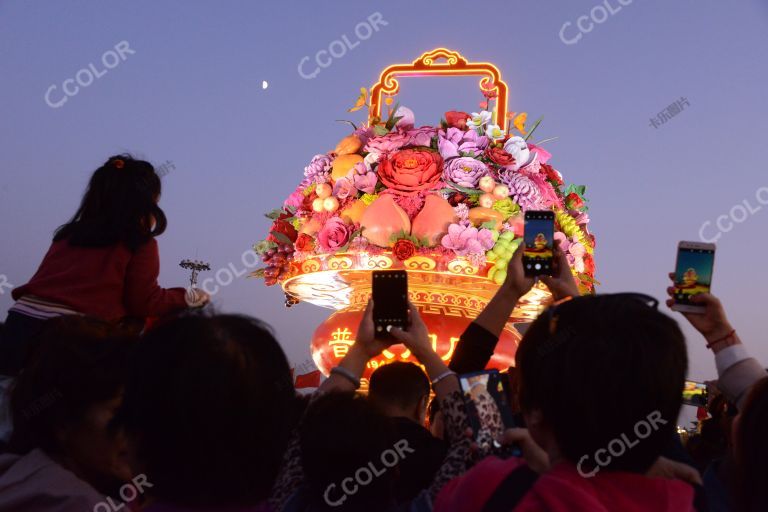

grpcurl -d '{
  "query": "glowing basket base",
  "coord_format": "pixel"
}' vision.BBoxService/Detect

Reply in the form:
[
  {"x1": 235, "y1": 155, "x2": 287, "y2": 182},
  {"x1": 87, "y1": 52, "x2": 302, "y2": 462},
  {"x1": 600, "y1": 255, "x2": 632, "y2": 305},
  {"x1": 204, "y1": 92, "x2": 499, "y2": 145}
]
[{"x1": 262, "y1": 250, "x2": 553, "y2": 388}]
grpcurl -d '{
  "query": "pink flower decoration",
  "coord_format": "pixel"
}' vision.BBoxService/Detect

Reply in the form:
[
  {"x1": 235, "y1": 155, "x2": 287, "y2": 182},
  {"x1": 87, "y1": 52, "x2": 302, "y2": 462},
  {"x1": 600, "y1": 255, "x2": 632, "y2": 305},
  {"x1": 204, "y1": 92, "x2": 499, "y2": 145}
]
[
  {"x1": 437, "y1": 127, "x2": 489, "y2": 160},
  {"x1": 441, "y1": 222, "x2": 495, "y2": 256},
  {"x1": 333, "y1": 177, "x2": 355, "y2": 200},
  {"x1": 406, "y1": 126, "x2": 437, "y2": 147},
  {"x1": 363, "y1": 131, "x2": 410, "y2": 154},
  {"x1": 528, "y1": 143, "x2": 552, "y2": 164},
  {"x1": 317, "y1": 217, "x2": 351, "y2": 252},
  {"x1": 395, "y1": 106, "x2": 415, "y2": 129},
  {"x1": 554, "y1": 232, "x2": 586, "y2": 273},
  {"x1": 283, "y1": 186, "x2": 305, "y2": 209}
]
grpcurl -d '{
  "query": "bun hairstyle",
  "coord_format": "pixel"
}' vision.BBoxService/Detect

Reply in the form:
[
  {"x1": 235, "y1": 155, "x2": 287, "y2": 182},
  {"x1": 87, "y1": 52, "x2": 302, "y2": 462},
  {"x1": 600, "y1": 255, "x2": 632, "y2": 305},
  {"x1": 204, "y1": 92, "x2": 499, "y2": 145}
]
[{"x1": 54, "y1": 154, "x2": 167, "y2": 250}]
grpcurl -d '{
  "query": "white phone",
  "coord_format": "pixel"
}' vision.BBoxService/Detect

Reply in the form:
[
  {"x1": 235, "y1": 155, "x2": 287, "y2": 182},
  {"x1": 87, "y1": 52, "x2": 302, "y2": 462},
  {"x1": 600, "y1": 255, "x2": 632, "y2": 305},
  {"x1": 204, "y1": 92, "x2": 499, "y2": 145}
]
[{"x1": 671, "y1": 241, "x2": 716, "y2": 313}]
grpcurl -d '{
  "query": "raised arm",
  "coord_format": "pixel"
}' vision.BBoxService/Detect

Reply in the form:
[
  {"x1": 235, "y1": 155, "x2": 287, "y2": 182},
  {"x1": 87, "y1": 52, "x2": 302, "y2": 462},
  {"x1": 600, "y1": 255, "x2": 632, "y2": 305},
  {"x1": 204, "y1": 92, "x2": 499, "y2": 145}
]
[
  {"x1": 666, "y1": 279, "x2": 767, "y2": 409},
  {"x1": 450, "y1": 243, "x2": 580, "y2": 373}
]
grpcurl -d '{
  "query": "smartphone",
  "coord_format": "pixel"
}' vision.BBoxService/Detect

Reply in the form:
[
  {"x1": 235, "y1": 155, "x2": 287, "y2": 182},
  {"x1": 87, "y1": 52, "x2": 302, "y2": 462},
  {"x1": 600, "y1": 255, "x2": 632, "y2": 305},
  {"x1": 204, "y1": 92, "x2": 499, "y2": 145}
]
[
  {"x1": 682, "y1": 380, "x2": 708, "y2": 408},
  {"x1": 671, "y1": 241, "x2": 716, "y2": 313},
  {"x1": 523, "y1": 210, "x2": 555, "y2": 277},
  {"x1": 372, "y1": 270, "x2": 409, "y2": 337},
  {"x1": 459, "y1": 370, "x2": 519, "y2": 456}
]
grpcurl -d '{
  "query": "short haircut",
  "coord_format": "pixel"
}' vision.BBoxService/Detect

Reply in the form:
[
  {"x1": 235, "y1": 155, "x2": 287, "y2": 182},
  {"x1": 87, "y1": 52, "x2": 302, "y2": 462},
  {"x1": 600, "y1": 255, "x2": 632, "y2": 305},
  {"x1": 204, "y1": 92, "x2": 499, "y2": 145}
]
[
  {"x1": 516, "y1": 295, "x2": 687, "y2": 473},
  {"x1": 300, "y1": 392, "x2": 396, "y2": 511},
  {"x1": 119, "y1": 313, "x2": 299, "y2": 507},
  {"x1": 369, "y1": 362, "x2": 430, "y2": 411},
  {"x1": 10, "y1": 316, "x2": 135, "y2": 454}
]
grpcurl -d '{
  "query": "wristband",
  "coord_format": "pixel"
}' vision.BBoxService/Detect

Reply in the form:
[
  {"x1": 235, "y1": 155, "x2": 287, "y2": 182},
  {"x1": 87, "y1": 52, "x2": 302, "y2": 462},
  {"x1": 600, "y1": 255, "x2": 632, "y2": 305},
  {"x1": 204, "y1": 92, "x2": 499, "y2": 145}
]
[
  {"x1": 330, "y1": 366, "x2": 361, "y2": 389},
  {"x1": 706, "y1": 330, "x2": 737, "y2": 350},
  {"x1": 430, "y1": 370, "x2": 456, "y2": 387}
]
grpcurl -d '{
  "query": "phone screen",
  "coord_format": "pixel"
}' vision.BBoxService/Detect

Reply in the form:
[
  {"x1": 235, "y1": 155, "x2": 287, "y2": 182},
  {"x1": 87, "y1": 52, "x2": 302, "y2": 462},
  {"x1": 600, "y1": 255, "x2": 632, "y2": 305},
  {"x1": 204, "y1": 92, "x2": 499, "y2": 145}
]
[
  {"x1": 372, "y1": 270, "x2": 408, "y2": 336},
  {"x1": 459, "y1": 370, "x2": 517, "y2": 453},
  {"x1": 682, "y1": 381, "x2": 708, "y2": 407},
  {"x1": 523, "y1": 211, "x2": 555, "y2": 276},
  {"x1": 674, "y1": 246, "x2": 715, "y2": 306}
]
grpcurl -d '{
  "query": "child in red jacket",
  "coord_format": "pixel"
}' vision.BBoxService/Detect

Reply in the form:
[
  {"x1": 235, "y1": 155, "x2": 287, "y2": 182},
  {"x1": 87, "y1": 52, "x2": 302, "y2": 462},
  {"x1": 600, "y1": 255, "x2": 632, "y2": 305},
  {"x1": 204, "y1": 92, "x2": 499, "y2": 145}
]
[{"x1": 0, "y1": 155, "x2": 208, "y2": 377}]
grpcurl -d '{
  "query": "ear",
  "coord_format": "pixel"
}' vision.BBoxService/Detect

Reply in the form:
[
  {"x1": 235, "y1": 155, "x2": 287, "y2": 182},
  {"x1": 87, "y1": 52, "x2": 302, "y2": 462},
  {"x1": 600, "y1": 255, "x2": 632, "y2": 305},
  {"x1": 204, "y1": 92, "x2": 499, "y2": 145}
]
[{"x1": 416, "y1": 395, "x2": 429, "y2": 424}]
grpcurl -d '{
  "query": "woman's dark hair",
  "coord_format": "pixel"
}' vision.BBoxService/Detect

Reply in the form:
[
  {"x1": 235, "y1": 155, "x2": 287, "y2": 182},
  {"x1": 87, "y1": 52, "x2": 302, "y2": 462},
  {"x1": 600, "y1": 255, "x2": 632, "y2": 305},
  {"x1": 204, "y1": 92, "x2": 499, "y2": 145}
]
[
  {"x1": 734, "y1": 377, "x2": 768, "y2": 512},
  {"x1": 516, "y1": 295, "x2": 687, "y2": 474},
  {"x1": 119, "y1": 313, "x2": 300, "y2": 507},
  {"x1": 300, "y1": 392, "x2": 397, "y2": 512},
  {"x1": 54, "y1": 154, "x2": 166, "y2": 250},
  {"x1": 9, "y1": 316, "x2": 135, "y2": 454}
]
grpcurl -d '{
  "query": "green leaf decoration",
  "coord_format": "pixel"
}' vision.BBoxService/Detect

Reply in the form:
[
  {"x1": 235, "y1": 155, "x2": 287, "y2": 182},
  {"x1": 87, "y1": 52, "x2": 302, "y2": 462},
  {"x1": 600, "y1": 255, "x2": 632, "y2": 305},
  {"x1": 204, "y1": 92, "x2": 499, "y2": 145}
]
[
  {"x1": 523, "y1": 116, "x2": 543, "y2": 141},
  {"x1": 270, "y1": 230, "x2": 293, "y2": 245},
  {"x1": 373, "y1": 124, "x2": 390, "y2": 136}
]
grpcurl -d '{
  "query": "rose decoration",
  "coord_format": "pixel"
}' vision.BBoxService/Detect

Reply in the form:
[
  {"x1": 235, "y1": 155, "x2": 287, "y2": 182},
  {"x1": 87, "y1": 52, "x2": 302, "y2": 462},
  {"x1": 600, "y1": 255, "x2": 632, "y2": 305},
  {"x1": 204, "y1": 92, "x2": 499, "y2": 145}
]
[
  {"x1": 445, "y1": 111, "x2": 471, "y2": 130},
  {"x1": 393, "y1": 239, "x2": 417, "y2": 260},
  {"x1": 484, "y1": 146, "x2": 516, "y2": 168},
  {"x1": 541, "y1": 163, "x2": 563, "y2": 186},
  {"x1": 333, "y1": 177, "x2": 356, "y2": 200},
  {"x1": 565, "y1": 192, "x2": 585, "y2": 211},
  {"x1": 317, "y1": 217, "x2": 351, "y2": 252},
  {"x1": 268, "y1": 217, "x2": 298, "y2": 244},
  {"x1": 444, "y1": 157, "x2": 490, "y2": 188},
  {"x1": 378, "y1": 149, "x2": 443, "y2": 195},
  {"x1": 295, "y1": 233, "x2": 315, "y2": 252}
]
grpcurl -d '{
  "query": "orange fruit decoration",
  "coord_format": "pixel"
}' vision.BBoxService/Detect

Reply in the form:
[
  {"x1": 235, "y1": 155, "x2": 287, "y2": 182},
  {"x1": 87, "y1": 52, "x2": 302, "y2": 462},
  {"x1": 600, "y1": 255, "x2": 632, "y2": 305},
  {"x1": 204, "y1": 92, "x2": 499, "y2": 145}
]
[
  {"x1": 360, "y1": 195, "x2": 411, "y2": 247},
  {"x1": 331, "y1": 154, "x2": 364, "y2": 181},
  {"x1": 340, "y1": 200, "x2": 367, "y2": 225},
  {"x1": 334, "y1": 135, "x2": 363, "y2": 156},
  {"x1": 468, "y1": 207, "x2": 504, "y2": 230},
  {"x1": 411, "y1": 195, "x2": 457, "y2": 246}
]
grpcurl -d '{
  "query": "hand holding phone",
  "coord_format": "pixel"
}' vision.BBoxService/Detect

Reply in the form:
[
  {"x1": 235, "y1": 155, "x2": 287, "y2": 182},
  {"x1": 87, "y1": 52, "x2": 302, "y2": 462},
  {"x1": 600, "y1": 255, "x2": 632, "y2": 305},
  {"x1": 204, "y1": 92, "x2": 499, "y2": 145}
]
[
  {"x1": 523, "y1": 211, "x2": 555, "y2": 277},
  {"x1": 682, "y1": 380, "x2": 708, "y2": 408},
  {"x1": 372, "y1": 270, "x2": 409, "y2": 338},
  {"x1": 670, "y1": 242, "x2": 715, "y2": 313}
]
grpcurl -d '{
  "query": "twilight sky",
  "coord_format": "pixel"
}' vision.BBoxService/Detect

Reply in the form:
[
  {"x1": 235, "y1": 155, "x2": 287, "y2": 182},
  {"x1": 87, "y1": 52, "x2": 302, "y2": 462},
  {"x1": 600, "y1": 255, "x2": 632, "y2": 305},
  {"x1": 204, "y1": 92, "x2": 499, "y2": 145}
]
[{"x1": 1, "y1": 1, "x2": 767, "y2": 422}]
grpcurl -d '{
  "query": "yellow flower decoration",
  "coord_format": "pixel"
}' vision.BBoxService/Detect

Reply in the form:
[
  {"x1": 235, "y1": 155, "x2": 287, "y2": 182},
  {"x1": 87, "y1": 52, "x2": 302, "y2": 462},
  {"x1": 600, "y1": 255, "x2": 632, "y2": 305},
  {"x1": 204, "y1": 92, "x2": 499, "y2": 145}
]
[
  {"x1": 360, "y1": 193, "x2": 379, "y2": 206},
  {"x1": 555, "y1": 208, "x2": 593, "y2": 255},
  {"x1": 348, "y1": 87, "x2": 368, "y2": 112}
]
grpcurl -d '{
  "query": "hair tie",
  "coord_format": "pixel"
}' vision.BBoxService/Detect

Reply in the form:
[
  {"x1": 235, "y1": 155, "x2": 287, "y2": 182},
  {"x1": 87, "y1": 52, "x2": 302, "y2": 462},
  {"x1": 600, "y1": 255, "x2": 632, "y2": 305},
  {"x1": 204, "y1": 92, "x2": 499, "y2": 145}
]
[{"x1": 113, "y1": 159, "x2": 125, "y2": 169}]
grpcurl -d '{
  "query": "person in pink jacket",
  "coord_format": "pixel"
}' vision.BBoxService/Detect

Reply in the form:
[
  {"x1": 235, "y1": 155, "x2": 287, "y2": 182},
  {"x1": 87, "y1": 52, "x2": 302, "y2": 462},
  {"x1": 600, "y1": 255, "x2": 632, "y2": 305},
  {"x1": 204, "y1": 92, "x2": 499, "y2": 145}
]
[{"x1": 435, "y1": 259, "x2": 700, "y2": 511}]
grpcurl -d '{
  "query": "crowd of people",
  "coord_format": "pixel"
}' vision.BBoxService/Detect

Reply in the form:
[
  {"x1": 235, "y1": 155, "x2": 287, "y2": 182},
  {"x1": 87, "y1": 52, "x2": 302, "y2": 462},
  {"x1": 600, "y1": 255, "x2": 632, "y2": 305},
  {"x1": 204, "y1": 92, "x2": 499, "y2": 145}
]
[{"x1": 0, "y1": 155, "x2": 765, "y2": 511}]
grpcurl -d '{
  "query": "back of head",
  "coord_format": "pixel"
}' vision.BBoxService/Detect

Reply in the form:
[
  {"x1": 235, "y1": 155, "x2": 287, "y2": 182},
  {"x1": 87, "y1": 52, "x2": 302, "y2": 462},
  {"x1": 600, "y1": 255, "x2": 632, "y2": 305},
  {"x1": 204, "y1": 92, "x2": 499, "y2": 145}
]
[
  {"x1": 300, "y1": 392, "x2": 396, "y2": 512},
  {"x1": 54, "y1": 154, "x2": 166, "y2": 250},
  {"x1": 369, "y1": 362, "x2": 430, "y2": 419},
  {"x1": 516, "y1": 294, "x2": 687, "y2": 474},
  {"x1": 734, "y1": 377, "x2": 768, "y2": 512},
  {"x1": 119, "y1": 313, "x2": 298, "y2": 507},
  {"x1": 10, "y1": 316, "x2": 134, "y2": 455}
]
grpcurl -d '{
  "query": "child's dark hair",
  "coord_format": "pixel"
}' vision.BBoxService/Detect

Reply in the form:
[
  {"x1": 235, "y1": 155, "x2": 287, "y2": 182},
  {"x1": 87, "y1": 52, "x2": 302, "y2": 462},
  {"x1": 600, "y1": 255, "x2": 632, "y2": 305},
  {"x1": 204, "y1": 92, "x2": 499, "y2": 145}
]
[
  {"x1": 516, "y1": 294, "x2": 687, "y2": 474},
  {"x1": 54, "y1": 154, "x2": 167, "y2": 250}
]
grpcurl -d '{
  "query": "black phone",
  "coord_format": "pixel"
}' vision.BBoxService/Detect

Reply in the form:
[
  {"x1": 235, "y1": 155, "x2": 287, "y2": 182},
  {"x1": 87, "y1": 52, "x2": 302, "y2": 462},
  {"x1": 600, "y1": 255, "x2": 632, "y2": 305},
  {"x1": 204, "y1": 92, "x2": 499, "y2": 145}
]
[
  {"x1": 372, "y1": 270, "x2": 409, "y2": 337},
  {"x1": 523, "y1": 210, "x2": 555, "y2": 277},
  {"x1": 459, "y1": 370, "x2": 520, "y2": 457}
]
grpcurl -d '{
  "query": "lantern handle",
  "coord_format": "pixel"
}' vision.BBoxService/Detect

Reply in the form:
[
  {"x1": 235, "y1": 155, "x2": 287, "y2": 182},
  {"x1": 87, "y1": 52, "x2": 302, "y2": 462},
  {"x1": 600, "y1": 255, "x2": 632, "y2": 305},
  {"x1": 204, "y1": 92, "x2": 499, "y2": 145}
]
[{"x1": 369, "y1": 48, "x2": 509, "y2": 131}]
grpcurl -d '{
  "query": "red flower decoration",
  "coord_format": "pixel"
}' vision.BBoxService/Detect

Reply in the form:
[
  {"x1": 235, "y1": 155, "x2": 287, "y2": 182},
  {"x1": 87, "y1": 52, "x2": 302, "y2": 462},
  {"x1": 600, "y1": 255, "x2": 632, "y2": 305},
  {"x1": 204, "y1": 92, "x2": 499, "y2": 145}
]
[
  {"x1": 541, "y1": 164, "x2": 563, "y2": 186},
  {"x1": 565, "y1": 192, "x2": 585, "y2": 211},
  {"x1": 392, "y1": 239, "x2": 417, "y2": 261},
  {"x1": 445, "y1": 111, "x2": 471, "y2": 130},
  {"x1": 295, "y1": 233, "x2": 315, "y2": 252},
  {"x1": 377, "y1": 149, "x2": 443, "y2": 196},
  {"x1": 267, "y1": 218, "x2": 298, "y2": 244},
  {"x1": 484, "y1": 146, "x2": 516, "y2": 168}
]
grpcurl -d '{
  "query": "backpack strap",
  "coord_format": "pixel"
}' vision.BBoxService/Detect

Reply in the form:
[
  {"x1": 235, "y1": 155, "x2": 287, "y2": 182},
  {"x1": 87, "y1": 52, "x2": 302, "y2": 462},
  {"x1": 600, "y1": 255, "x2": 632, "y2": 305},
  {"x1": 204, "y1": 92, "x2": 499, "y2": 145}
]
[{"x1": 481, "y1": 465, "x2": 539, "y2": 512}]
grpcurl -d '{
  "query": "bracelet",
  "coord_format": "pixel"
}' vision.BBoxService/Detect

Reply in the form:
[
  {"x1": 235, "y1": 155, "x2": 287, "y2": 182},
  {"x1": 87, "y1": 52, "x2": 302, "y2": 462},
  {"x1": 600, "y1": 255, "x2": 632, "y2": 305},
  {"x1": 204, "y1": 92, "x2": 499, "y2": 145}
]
[
  {"x1": 330, "y1": 366, "x2": 361, "y2": 389},
  {"x1": 705, "y1": 330, "x2": 737, "y2": 350},
  {"x1": 430, "y1": 370, "x2": 456, "y2": 387}
]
